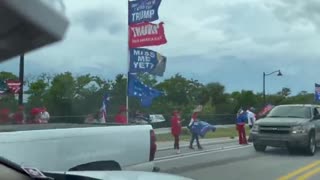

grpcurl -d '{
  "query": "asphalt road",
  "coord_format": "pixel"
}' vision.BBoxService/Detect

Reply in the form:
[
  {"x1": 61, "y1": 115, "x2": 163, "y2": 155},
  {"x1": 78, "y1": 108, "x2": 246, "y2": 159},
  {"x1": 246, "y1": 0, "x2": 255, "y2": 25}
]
[
  {"x1": 155, "y1": 142, "x2": 320, "y2": 180},
  {"x1": 154, "y1": 124, "x2": 235, "y2": 134}
]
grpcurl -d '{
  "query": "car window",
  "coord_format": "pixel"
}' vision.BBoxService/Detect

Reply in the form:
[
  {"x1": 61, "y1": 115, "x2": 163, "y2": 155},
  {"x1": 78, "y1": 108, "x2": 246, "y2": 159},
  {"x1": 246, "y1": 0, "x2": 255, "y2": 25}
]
[
  {"x1": 316, "y1": 108, "x2": 320, "y2": 117},
  {"x1": 314, "y1": 108, "x2": 319, "y2": 117}
]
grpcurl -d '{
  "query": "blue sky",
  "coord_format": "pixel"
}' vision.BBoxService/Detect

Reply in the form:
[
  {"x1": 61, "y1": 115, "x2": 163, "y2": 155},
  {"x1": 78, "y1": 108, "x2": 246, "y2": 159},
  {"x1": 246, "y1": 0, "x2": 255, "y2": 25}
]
[{"x1": 1, "y1": 0, "x2": 320, "y2": 95}]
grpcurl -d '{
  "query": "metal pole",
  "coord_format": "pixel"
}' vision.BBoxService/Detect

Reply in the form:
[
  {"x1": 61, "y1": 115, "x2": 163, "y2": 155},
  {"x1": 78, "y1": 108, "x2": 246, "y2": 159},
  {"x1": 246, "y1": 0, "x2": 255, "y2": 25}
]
[
  {"x1": 126, "y1": 0, "x2": 129, "y2": 123},
  {"x1": 263, "y1": 72, "x2": 265, "y2": 105},
  {"x1": 18, "y1": 54, "x2": 24, "y2": 105}
]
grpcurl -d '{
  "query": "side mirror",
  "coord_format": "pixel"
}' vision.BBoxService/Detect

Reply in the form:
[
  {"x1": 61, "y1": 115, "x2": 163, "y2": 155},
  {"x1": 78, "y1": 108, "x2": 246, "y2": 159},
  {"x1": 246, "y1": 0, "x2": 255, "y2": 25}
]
[
  {"x1": 0, "y1": 156, "x2": 55, "y2": 180},
  {"x1": 313, "y1": 115, "x2": 320, "y2": 120},
  {"x1": 0, "y1": 0, "x2": 69, "y2": 62}
]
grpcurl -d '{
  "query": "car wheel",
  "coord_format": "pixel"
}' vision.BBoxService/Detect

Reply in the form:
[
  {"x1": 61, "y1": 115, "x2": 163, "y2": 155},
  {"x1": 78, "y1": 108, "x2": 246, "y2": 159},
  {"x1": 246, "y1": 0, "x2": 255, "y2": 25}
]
[
  {"x1": 254, "y1": 144, "x2": 266, "y2": 152},
  {"x1": 306, "y1": 133, "x2": 316, "y2": 156}
]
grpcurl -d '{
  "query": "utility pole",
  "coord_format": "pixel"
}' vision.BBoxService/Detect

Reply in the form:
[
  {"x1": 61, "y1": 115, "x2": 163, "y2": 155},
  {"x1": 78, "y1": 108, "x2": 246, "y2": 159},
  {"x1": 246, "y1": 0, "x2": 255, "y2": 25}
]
[{"x1": 18, "y1": 54, "x2": 24, "y2": 105}]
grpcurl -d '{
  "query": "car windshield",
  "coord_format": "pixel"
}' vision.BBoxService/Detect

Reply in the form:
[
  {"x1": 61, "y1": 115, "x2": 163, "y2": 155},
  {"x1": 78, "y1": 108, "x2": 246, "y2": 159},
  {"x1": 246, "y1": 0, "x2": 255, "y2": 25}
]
[
  {"x1": 267, "y1": 106, "x2": 311, "y2": 119},
  {"x1": 3, "y1": 0, "x2": 320, "y2": 180}
]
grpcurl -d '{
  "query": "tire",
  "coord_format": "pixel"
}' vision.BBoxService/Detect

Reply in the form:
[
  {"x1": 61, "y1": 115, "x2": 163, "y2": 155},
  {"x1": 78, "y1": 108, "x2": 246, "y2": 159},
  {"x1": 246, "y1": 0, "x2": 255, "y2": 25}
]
[
  {"x1": 254, "y1": 144, "x2": 266, "y2": 152},
  {"x1": 305, "y1": 133, "x2": 316, "y2": 156}
]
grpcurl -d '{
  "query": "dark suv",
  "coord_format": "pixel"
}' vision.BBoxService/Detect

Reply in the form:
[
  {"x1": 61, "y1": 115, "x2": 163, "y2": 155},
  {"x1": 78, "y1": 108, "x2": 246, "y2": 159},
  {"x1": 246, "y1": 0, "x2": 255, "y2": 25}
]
[{"x1": 250, "y1": 104, "x2": 320, "y2": 155}]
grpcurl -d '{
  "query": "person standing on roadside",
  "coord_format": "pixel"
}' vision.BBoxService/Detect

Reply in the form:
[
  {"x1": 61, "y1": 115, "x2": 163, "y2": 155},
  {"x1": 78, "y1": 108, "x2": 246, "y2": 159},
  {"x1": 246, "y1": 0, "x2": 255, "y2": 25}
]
[
  {"x1": 0, "y1": 108, "x2": 10, "y2": 124},
  {"x1": 115, "y1": 105, "x2": 128, "y2": 125},
  {"x1": 40, "y1": 107, "x2": 50, "y2": 123},
  {"x1": 171, "y1": 110, "x2": 182, "y2": 154},
  {"x1": 13, "y1": 105, "x2": 26, "y2": 124},
  {"x1": 236, "y1": 109, "x2": 248, "y2": 145},
  {"x1": 246, "y1": 107, "x2": 256, "y2": 129},
  {"x1": 188, "y1": 105, "x2": 203, "y2": 150}
]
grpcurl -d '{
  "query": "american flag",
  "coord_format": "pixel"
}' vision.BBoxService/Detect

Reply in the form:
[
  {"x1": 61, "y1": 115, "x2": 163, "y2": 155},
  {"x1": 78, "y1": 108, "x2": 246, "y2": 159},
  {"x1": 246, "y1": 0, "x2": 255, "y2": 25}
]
[
  {"x1": 315, "y1": 83, "x2": 320, "y2": 101},
  {"x1": 99, "y1": 93, "x2": 109, "y2": 123},
  {"x1": 6, "y1": 80, "x2": 21, "y2": 94}
]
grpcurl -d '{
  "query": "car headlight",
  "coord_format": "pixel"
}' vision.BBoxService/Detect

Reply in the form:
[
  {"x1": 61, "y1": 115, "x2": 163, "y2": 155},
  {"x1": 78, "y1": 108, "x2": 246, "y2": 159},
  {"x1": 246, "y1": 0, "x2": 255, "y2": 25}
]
[
  {"x1": 252, "y1": 124, "x2": 259, "y2": 132},
  {"x1": 292, "y1": 125, "x2": 307, "y2": 134}
]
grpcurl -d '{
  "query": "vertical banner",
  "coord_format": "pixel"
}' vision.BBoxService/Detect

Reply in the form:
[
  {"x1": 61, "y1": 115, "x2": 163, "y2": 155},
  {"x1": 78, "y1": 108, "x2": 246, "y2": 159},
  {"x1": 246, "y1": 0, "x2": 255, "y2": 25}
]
[{"x1": 129, "y1": 0, "x2": 162, "y2": 24}]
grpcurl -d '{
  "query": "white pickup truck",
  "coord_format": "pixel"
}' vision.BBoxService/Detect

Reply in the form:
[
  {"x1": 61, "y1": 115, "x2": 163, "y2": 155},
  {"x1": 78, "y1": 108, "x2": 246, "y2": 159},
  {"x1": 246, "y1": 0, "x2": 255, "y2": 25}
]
[
  {"x1": 0, "y1": 124, "x2": 157, "y2": 172},
  {"x1": 0, "y1": 0, "x2": 158, "y2": 173}
]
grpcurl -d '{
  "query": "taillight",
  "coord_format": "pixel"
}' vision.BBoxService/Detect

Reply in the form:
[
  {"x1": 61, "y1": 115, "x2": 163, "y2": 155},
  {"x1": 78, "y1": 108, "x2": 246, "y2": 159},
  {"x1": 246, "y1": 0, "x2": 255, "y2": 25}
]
[{"x1": 149, "y1": 130, "x2": 157, "y2": 161}]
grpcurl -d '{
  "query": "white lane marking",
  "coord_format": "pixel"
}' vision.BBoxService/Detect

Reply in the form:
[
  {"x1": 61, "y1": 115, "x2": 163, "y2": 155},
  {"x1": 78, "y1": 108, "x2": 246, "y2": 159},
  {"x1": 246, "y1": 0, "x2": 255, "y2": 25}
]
[
  {"x1": 157, "y1": 139, "x2": 237, "y2": 151},
  {"x1": 155, "y1": 145, "x2": 252, "y2": 162},
  {"x1": 156, "y1": 144, "x2": 242, "y2": 160}
]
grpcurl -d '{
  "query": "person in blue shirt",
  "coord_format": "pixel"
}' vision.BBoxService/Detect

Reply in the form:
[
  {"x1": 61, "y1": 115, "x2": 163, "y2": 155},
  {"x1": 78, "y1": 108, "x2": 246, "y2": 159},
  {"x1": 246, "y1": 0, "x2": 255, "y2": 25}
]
[{"x1": 236, "y1": 109, "x2": 248, "y2": 145}]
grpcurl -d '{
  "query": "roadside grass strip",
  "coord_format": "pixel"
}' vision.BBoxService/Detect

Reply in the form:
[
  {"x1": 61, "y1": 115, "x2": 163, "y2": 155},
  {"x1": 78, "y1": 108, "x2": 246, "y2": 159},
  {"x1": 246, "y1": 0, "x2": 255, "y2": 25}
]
[
  {"x1": 277, "y1": 160, "x2": 320, "y2": 180},
  {"x1": 156, "y1": 126, "x2": 250, "y2": 142}
]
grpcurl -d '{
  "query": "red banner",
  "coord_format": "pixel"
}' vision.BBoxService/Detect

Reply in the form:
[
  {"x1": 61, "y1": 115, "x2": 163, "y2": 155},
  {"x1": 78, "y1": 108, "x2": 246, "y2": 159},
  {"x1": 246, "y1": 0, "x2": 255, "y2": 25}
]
[{"x1": 129, "y1": 22, "x2": 167, "y2": 48}]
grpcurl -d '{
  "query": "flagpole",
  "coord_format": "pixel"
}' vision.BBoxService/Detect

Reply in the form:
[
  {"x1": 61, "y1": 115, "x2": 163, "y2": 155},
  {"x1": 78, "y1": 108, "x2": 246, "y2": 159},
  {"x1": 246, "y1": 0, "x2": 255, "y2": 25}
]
[{"x1": 126, "y1": 0, "x2": 130, "y2": 123}]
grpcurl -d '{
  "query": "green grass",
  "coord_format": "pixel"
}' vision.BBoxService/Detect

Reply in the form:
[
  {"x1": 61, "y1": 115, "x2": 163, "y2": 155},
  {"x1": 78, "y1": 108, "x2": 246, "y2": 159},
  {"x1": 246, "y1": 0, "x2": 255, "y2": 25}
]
[{"x1": 156, "y1": 126, "x2": 250, "y2": 142}]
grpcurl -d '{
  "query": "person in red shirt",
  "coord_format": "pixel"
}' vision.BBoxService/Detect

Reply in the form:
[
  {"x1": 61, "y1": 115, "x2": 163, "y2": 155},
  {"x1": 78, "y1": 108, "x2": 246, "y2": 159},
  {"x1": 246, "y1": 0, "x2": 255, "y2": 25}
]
[
  {"x1": 30, "y1": 108, "x2": 43, "y2": 124},
  {"x1": 171, "y1": 110, "x2": 182, "y2": 154},
  {"x1": 0, "y1": 108, "x2": 10, "y2": 124},
  {"x1": 13, "y1": 105, "x2": 26, "y2": 124},
  {"x1": 115, "y1": 105, "x2": 128, "y2": 124}
]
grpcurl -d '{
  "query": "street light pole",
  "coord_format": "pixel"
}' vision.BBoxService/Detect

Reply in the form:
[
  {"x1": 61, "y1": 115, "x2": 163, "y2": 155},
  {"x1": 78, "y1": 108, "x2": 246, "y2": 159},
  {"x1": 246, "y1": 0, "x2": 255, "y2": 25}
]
[{"x1": 262, "y1": 70, "x2": 282, "y2": 105}]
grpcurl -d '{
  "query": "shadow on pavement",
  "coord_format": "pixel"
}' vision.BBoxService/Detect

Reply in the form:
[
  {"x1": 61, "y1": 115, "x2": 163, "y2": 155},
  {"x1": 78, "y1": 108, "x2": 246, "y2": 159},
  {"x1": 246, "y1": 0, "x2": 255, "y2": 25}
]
[{"x1": 263, "y1": 147, "x2": 315, "y2": 157}]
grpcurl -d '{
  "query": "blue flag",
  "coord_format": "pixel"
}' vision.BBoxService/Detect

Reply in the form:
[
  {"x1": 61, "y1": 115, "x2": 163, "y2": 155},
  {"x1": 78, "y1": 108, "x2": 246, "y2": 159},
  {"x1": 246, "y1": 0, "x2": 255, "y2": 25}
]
[
  {"x1": 191, "y1": 121, "x2": 216, "y2": 138},
  {"x1": 315, "y1": 83, "x2": 320, "y2": 101},
  {"x1": 128, "y1": 73, "x2": 163, "y2": 107},
  {"x1": 129, "y1": 48, "x2": 166, "y2": 76},
  {"x1": 129, "y1": 0, "x2": 162, "y2": 24},
  {"x1": 0, "y1": 80, "x2": 9, "y2": 94}
]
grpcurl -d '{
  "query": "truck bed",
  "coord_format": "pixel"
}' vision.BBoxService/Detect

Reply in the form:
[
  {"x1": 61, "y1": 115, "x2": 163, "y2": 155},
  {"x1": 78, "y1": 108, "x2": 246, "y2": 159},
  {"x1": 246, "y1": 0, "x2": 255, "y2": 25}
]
[
  {"x1": 0, "y1": 123, "x2": 125, "y2": 132},
  {"x1": 0, "y1": 123, "x2": 154, "y2": 172}
]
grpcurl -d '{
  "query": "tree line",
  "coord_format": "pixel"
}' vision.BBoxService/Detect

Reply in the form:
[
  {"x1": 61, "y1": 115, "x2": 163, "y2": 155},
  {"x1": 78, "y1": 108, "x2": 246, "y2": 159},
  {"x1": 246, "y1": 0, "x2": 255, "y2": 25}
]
[{"x1": 0, "y1": 71, "x2": 316, "y2": 124}]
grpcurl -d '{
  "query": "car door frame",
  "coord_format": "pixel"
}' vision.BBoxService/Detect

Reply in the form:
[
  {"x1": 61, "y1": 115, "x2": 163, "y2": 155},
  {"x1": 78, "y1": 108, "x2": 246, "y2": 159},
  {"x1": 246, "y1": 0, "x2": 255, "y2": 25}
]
[{"x1": 313, "y1": 106, "x2": 320, "y2": 144}]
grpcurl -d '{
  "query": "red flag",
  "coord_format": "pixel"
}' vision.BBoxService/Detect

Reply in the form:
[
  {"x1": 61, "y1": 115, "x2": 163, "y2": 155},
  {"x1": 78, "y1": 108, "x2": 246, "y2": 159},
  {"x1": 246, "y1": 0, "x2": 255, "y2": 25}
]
[
  {"x1": 129, "y1": 22, "x2": 167, "y2": 48},
  {"x1": 257, "y1": 104, "x2": 274, "y2": 119}
]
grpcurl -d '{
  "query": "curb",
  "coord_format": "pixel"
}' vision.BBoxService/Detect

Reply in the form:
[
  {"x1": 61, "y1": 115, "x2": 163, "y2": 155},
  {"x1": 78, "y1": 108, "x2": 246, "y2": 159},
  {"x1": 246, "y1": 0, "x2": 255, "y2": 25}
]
[{"x1": 157, "y1": 138, "x2": 238, "y2": 151}]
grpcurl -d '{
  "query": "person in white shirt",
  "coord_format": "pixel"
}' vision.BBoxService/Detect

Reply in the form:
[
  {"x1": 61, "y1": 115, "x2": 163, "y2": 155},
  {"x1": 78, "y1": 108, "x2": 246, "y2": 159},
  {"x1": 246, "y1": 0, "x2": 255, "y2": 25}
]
[
  {"x1": 246, "y1": 107, "x2": 256, "y2": 129},
  {"x1": 40, "y1": 107, "x2": 50, "y2": 123}
]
